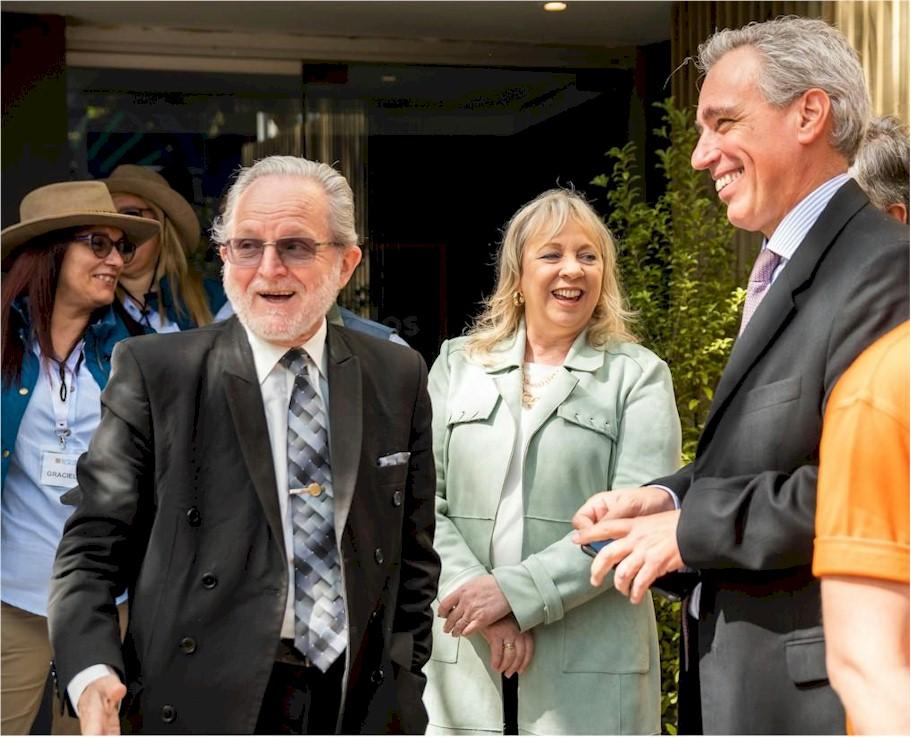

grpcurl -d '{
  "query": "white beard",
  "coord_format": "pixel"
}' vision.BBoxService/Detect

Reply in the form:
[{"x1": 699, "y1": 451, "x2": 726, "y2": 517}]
[{"x1": 224, "y1": 258, "x2": 341, "y2": 344}]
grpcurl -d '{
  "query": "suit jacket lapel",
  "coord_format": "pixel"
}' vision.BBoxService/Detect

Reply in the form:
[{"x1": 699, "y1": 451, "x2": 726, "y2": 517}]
[
  {"x1": 703, "y1": 180, "x2": 868, "y2": 434},
  {"x1": 220, "y1": 318, "x2": 285, "y2": 557},
  {"x1": 326, "y1": 325, "x2": 362, "y2": 540}
]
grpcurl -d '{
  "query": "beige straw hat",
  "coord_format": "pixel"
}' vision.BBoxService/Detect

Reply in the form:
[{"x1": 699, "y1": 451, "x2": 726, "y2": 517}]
[
  {"x1": 1, "y1": 181, "x2": 161, "y2": 262},
  {"x1": 103, "y1": 165, "x2": 201, "y2": 254}
]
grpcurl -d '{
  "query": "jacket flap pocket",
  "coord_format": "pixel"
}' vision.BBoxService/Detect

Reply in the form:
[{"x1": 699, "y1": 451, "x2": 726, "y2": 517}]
[
  {"x1": 743, "y1": 376, "x2": 801, "y2": 413},
  {"x1": 785, "y1": 636, "x2": 828, "y2": 685},
  {"x1": 447, "y1": 381, "x2": 500, "y2": 425},
  {"x1": 556, "y1": 401, "x2": 616, "y2": 440}
]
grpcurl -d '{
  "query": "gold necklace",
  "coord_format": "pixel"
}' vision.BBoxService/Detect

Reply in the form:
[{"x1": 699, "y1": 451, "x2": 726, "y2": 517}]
[{"x1": 521, "y1": 363, "x2": 559, "y2": 409}]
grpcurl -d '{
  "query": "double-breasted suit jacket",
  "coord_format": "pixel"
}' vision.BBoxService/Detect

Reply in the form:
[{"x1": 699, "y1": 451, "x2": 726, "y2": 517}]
[
  {"x1": 424, "y1": 327, "x2": 681, "y2": 735},
  {"x1": 657, "y1": 180, "x2": 910, "y2": 734},
  {"x1": 48, "y1": 317, "x2": 440, "y2": 734}
]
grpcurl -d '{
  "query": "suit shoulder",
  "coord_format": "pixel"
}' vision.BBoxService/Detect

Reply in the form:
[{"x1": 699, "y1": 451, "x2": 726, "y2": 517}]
[
  {"x1": 603, "y1": 340, "x2": 668, "y2": 374},
  {"x1": 334, "y1": 324, "x2": 422, "y2": 367},
  {"x1": 114, "y1": 320, "x2": 227, "y2": 361}
]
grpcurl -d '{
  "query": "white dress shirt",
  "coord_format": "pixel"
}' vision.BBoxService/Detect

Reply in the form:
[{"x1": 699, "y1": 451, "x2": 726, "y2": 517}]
[{"x1": 68, "y1": 319, "x2": 331, "y2": 711}]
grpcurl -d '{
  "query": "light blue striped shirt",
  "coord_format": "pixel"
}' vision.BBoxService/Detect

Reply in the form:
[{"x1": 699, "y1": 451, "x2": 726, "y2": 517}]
[{"x1": 766, "y1": 173, "x2": 851, "y2": 283}]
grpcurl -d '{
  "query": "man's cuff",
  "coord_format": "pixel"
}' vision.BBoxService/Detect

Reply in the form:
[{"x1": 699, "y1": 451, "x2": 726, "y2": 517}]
[
  {"x1": 651, "y1": 484, "x2": 680, "y2": 510},
  {"x1": 68, "y1": 664, "x2": 117, "y2": 716}
]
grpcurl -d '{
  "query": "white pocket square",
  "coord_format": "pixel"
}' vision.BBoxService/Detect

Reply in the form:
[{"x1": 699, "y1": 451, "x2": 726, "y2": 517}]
[{"x1": 378, "y1": 451, "x2": 411, "y2": 467}]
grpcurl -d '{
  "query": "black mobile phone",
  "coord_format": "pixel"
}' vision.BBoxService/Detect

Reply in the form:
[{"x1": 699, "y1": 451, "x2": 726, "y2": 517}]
[
  {"x1": 580, "y1": 537, "x2": 696, "y2": 602},
  {"x1": 581, "y1": 538, "x2": 613, "y2": 558}
]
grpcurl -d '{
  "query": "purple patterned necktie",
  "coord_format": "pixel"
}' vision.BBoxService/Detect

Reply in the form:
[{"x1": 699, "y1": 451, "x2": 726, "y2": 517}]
[
  {"x1": 739, "y1": 248, "x2": 783, "y2": 335},
  {"x1": 281, "y1": 348, "x2": 346, "y2": 672}
]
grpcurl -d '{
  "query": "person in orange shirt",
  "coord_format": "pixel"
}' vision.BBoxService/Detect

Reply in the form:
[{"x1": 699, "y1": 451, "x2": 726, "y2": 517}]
[{"x1": 813, "y1": 320, "x2": 909, "y2": 734}]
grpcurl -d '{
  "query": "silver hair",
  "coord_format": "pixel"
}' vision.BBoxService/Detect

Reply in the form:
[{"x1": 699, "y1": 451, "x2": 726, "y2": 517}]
[
  {"x1": 211, "y1": 155, "x2": 358, "y2": 245},
  {"x1": 849, "y1": 115, "x2": 910, "y2": 213},
  {"x1": 696, "y1": 16, "x2": 870, "y2": 162}
]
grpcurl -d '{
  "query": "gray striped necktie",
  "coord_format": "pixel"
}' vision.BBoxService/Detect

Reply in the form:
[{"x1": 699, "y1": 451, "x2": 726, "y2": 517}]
[{"x1": 281, "y1": 348, "x2": 347, "y2": 671}]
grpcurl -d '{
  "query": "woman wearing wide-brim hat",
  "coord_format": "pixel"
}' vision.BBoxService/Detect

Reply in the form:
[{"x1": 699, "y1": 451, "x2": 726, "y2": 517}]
[
  {"x1": 0, "y1": 181, "x2": 159, "y2": 735},
  {"x1": 102, "y1": 164, "x2": 230, "y2": 334}
]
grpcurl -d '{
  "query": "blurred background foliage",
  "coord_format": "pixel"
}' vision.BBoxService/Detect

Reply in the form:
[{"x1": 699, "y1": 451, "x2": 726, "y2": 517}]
[{"x1": 592, "y1": 98, "x2": 742, "y2": 733}]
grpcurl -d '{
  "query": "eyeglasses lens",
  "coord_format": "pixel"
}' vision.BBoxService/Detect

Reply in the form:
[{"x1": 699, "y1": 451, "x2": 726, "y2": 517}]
[
  {"x1": 226, "y1": 238, "x2": 319, "y2": 266},
  {"x1": 82, "y1": 234, "x2": 136, "y2": 264}
]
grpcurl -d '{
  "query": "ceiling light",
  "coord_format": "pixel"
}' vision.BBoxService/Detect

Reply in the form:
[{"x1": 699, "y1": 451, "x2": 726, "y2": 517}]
[
  {"x1": 381, "y1": 74, "x2": 397, "y2": 83},
  {"x1": 543, "y1": 2, "x2": 567, "y2": 11}
]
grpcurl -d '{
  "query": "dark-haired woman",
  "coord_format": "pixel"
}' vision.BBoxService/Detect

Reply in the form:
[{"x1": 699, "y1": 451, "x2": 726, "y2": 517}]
[{"x1": 0, "y1": 181, "x2": 159, "y2": 734}]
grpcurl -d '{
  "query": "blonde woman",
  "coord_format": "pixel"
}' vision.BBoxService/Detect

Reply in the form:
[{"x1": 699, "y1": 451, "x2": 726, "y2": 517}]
[
  {"x1": 424, "y1": 189, "x2": 681, "y2": 735},
  {"x1": 103, "y1": 165, "x2": 230, "y2": 333}
]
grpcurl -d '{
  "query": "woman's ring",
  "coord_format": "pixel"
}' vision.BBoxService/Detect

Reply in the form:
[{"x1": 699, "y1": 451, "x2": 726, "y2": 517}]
[{"x1": 503, "y1": 641, "x2": 516, "y2": 650}]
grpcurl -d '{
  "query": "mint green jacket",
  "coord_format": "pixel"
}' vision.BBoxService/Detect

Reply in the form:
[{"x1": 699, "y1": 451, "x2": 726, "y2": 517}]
[{"x1": 423, "y1": 326, "x2": 681, "y2": 735}]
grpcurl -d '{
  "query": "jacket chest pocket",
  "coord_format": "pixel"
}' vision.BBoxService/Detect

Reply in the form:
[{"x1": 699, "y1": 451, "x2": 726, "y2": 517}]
[
  {"x1": 444, "y1": 390, "x2": 505, "y2": 520},
  {"x1": 554, "y1": 401, "x2": 617, "y2": 485}
]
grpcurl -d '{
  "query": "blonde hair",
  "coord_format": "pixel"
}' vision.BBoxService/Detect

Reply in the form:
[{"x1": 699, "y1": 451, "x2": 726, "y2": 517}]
[
  {"x1": 465, "y1": 189, "x2": 636, "y2": 361},
  {"x1": 117, "y1": 200, "x2": 213, "y2": 327}
]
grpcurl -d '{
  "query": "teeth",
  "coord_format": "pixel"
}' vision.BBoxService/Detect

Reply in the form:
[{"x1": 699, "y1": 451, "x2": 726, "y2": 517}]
[
  {"x1": 94, "y1": 275, "x2": 115, "y2": 284},
  {"x1": 553, "y1": 289, "x2": 582, "y2": 299},
  {"x1": 715, "y1": 169, "x2": 743, "y2": 192}
]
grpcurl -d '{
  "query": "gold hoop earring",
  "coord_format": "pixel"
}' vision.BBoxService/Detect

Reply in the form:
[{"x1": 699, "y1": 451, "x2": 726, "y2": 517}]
[{"x1": 513, "y1": 291, "x2": 525, "y2": 307}]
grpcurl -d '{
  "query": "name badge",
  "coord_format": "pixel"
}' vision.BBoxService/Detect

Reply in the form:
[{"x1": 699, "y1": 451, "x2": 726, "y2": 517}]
[{"x1": 40, "y1": 450, "x2": 81, "y2": 488}]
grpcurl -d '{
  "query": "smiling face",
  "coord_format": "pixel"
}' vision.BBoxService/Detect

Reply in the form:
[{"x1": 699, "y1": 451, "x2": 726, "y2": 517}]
[
  {"x1": 111, "y1": 192, "x2": 161, "y2": 280},
  {"x1": 55, "y1": 226, "x2": 125, "y2": 315},
  {"x1": 691, "y1": 46, "x2": 807, "y2": 238},
  {"x1": 519, "y1": 218, "x2": 603, "y2": 344},
  {"x1": 221, "y1": 175, "x2": 361, "y2": 347}
]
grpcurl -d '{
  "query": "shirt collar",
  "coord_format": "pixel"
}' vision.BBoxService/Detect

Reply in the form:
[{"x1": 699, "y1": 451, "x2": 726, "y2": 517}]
[
  {"x1": 243, "y1": 318, "x2": 328, "y2": 385},
  {"x1": 764, "y1": 173, "x2": 851, "y2": 261}
]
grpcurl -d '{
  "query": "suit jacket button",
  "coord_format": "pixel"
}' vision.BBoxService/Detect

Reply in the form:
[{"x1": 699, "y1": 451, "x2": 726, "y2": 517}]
[
  {"x1": 178, "y1": 637, "x2": 197, "y2": 654},
  {"x1": 374, "y1": 548, "x2": 384, "y2": 564},
  {"x1": 186, "y1": 507, "x2": 201, "y2": 527},
  {"x1": 392, "y1": 490, "x2": 403, "y2": 507},
  {"x1": 370, "y1": 667, "x2": 384, "y2": 684},
  {"x1": 18, "y1": 387, "x2": 28, "y2": 396},
  {"x1": 161, "y1": 704, "x2": 176, "y2": 723},
  {"x1": 2, "y1": 449, "x2": 9, "y2": 459},
  {"x1": 201, "y1": 573, "x2": 218, "y2": 589},
  {"x1": 368, "y1": 609, "x2": 379, "y2": 623}
]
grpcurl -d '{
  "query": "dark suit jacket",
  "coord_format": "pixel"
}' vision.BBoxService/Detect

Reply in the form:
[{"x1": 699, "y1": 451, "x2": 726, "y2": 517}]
[
  {"x1": 654, "y1": 181, "x2": 909, "y2": 734},
  {"x1": 48, "y1": 317, "x2": 440, "y2": 734}
]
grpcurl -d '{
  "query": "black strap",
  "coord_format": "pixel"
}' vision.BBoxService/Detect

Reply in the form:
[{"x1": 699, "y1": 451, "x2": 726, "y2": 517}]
[{"x1": 113, "y1": 298, "x2": 149, "y2": 337}]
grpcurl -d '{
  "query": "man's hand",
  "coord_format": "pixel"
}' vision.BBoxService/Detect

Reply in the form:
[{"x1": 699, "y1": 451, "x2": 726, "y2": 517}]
[
  {"x1": 438, "y1": 574, "x2": 511, "y2": 637},
  {"x1": 77, "y1": 674, "x2": 126, "y2": 735},
  {"x1": 480, "y1": 615, "x2": 534, "y2": 677},
  {"x1": 573, "y1": 510, "x2": 684, "y2": 604},
  {"x1": 571, "y1": 486, "x2": 675, "y2": 531}
]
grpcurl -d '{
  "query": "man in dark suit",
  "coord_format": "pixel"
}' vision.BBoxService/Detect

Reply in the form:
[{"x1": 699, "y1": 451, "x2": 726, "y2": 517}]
[
  {"x1": 573, "y1": 17, "x2": 909, "y2": 735},
  {"x1": 48, "y1": 156, "x2": 440, "y2": 734}
]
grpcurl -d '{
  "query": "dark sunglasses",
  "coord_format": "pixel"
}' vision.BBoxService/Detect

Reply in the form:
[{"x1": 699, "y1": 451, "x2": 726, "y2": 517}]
[
  {"x1": 72, "y1": 233, "x2": 137, "y2": 264},
  {"x1": 221, "y1": 237, "x2": 344, "y2": 266},
  {"x1": 118, "y1": 207, "x2": 156, "y2": 219}
]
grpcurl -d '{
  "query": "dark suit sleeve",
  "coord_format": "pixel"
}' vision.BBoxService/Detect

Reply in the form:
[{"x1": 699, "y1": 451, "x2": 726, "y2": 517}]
[
  {"x1": 392, "y1": 352, "x2": 440, "y2": 671},
  {"x1": 48, "y1": 340, "x2": 154, "y2": 696},
  {"x1": 677, "y1": 236, "x2": 909, "y2": 571}
]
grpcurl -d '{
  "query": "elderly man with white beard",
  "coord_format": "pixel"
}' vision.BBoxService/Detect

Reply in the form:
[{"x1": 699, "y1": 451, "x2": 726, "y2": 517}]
[{"x1": 47, "y1": 156, "x2": 440, "y2": 735}]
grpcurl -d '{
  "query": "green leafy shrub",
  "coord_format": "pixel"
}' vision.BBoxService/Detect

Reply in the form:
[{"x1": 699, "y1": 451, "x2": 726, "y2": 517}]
[{"x1": 592, "y1": 98, "x2": 743, "y2": 733}]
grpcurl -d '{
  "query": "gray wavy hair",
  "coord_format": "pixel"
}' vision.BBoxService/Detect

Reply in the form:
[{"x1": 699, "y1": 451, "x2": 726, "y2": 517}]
[
  {"x1": 697, "y1": 16, "x2": 869, "y2": 162},
  {"x1": 849, "y1": 115, "x2": 910, "y2": 213},
  {"x1": 211, "y1": 156, "x2": 358, "y2": 245}
]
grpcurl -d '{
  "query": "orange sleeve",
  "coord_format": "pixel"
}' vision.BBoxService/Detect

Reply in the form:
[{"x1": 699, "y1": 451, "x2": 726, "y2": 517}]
[{"x1": 813, "y1": 327, "x2": 909, "y2": 584}]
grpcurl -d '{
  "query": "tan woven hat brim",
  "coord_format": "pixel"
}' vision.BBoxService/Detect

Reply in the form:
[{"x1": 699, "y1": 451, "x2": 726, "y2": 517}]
[
  {"x1": 103, "y1": 167, "x2": 201, "y2": 254},
  {"x1": 1, "y1": 212, "x2": 160, "y2": 262}
]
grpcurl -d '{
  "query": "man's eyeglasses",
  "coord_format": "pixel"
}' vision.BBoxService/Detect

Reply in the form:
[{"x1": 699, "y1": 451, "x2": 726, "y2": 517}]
[
  {"x1": 118, "y1": 207, "x2": 157, "y2": 219},
  {"x1": 72, "y1": 233, "x2": 137, "y2": 264},
  {"x1": 221, "y1": 238, "x2": 344, "y2": 267}
]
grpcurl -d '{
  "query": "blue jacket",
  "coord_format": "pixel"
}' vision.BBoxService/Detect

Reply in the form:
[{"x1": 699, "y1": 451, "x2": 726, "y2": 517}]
[
  {"x1": 114, "y1": 275, "x2": 229, "y2": 335},
  {"x1": 1, "y1": 300, "x2": 130, "y2": 484}
]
